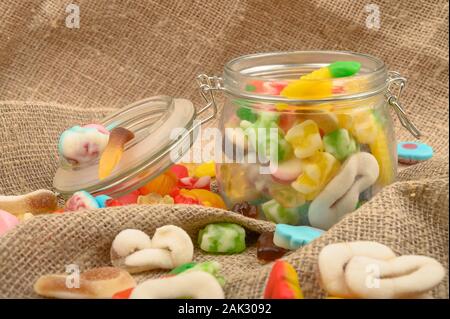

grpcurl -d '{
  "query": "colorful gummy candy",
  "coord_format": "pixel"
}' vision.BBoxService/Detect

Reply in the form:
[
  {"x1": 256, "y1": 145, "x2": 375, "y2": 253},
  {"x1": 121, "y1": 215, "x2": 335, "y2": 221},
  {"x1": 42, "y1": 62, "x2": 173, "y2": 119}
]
[
  {"x1": 169, "y1": 261, "x2": 226, "y2": 286},
  {"x1": 137, "y1": 193, "x2": 174, "y2": 205},
  {"x1": 198, "y1": 223, "x2": 246, "y2": 254},
  {"x1": 285, "y1": 120, "x2": 323, "y2": 159},
  {"x1": 139, "y1": 170, "x2": 178, "y2": 196},
  {"x1": 323, "y1": 128, "x2": 359, "y2": 161},
  {"x1": 65, "y1": 190, "x2": 99, "y2": 211},
  {"x1": 179, "y1": 189, "x2": 226, "y2": 209},
  {"x1": 262, "y1": 199, "x2": 304, "y2": 225},
  {"x1": 231, "y1": 201, "x2": 258, "y2": 219},
  {"x1": 273, "y1": 224, "x2": 324, "y2": 250},
  {"x1": 193, "y1": 161, "x2": 216, "y2": 178},
  {"x1": 257, "y1": 232, "x2": 287, "y2": 263},
  {"x1": 264, "y1": 260, "x2": 303, "y2": 299},
  {"x1": 291, "y1": 152, "x2": 341, "y2": 200},
  {"x1": 397, "y1": 141, "x2": 433, "y2": 165},
  {"x1": 98, "y1": 127, "x2": 135, "y2": 180}
]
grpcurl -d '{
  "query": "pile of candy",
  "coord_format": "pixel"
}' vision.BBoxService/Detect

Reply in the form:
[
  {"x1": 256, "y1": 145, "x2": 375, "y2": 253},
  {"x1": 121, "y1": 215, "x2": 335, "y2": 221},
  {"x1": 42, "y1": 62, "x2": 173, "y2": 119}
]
[{"x1": 219, "y1": 61, "x2": 396, "y2": 230}]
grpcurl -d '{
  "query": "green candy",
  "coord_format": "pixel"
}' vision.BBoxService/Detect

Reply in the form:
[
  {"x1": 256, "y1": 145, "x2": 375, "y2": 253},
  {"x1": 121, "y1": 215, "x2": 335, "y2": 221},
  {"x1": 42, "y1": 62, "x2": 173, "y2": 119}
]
[
  {"x1": 245, "y1": 84, "x2": 257, "y2": 92},
  {"x1": 170, "y1": 261, "x2": 226, "y2": 286},
  {"x1": 262, "y1": 199, "x2": 310, "y2": 225},
  {"x1": 240, "y1": 112, "x2": 292, "y2": 161},
  {"x1": 236, "y1": 107, "x2": 257, "y2": 122},
  {"x1": 328, "y1": 61, "x2": 361, "y2": 78},
  {"x1": 198, "y1": 223, "x2": 246, "y2": 254},
  {"x1": 323, "y1": 128, "x2": 359, "y2": 161}
]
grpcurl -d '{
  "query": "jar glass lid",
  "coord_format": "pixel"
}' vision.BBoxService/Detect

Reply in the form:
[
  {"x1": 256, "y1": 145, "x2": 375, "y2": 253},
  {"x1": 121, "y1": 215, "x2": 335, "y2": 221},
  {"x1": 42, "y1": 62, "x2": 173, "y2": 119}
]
[{"x1": 53, "y1": 96, "x2": 196, "y2": 198}]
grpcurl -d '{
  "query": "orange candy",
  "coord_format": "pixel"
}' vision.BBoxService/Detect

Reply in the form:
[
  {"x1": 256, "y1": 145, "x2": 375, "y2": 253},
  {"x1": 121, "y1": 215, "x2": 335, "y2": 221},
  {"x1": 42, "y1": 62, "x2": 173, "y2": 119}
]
[
  {"x1": 138, "y1": 171, "x2": 178, "y2": 196},
  {"x1": 264, "y1": 260, "x2": 303, "y2": 299},
  {"x1": 179, "y1": 189, "x2": 227, "y2": 209}
]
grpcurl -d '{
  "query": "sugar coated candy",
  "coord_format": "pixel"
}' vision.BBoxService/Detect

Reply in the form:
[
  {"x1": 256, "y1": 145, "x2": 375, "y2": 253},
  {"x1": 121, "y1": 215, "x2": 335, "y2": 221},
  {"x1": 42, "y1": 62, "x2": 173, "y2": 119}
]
[
  {"x1": 98, "y1": 127, "x2": 135, "y2": 180},
  {"x1": 34, "y1": 267, "x2": 136, "y2": 299},
  {"x1": 58, "y1": 124, "x2": 109, "y2": 165},
  {"x1": 65, "y1": 190, "x2": 99, "y2": 211},
  {"x1": 291, "y1": 152, "x2": 340, "y2": 200},
  {"x1": 323, "y1": 128, "x2": 359, "y2": 161},
  {"x1": 268, "y1": 183, "x2": 305, "y2": 208},
  {"x1": 198, "y1": 223, "x2": 246, "y2": 254},
  {"x1": 139, "y1": 170, "x2": 178, "y2": 196},
  {"x1": 194, "y1": 161, "x2": 216, "y2": 178},
  {"x1": 137, "y1": 193, "x2": 174, "y2": 205},
  {"x1": 264, "y1": 260, "x2": 303, "y2": 299},
  {"x1": 179, "y1": 189, "x2": 226, "y2": 209},
  {"x1": 257, "y1": 232, "x2": 288, "y2": 263},
  {"x1": 170, "y1": 261, "x2": 226, "y2": 286},
  {"x1": 273, "y1": 224, "x2": 324, "y2": 250},
  {"x1": 0, "y1": 209, "x2": 20, "y2": 236},
  {"x1": 262, "y1": 199, "x2": 304, "y2": 225},
  {"x1": 285, "y1": 120, "x2": 323, "y2": 159},
  {"x1": 397, "y1": 141, "x2": 433, "y2": 165},
  {"x1": 94, "y1": 195, "x2": 112, "y2": 208},
  {"x1": 0, "y1": 189, "x2": 58, "y2": 217}
]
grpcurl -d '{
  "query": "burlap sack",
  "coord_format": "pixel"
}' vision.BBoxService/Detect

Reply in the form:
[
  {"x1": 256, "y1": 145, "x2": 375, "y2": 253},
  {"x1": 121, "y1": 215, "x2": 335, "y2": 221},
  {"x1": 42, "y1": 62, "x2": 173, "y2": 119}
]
[{"x1": 0, "y1": 0, "x2": 448, "y2": 298}]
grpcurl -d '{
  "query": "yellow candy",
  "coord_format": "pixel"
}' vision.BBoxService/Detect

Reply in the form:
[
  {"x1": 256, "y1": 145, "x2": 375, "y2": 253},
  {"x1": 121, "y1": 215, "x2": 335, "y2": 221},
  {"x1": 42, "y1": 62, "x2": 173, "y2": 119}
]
[
  {"x1": 338, "y1": 111, "x2": 378, "y2": 144},
  {"x1": 285, "y1": 120, "x2": 323, "y2": 159},
  {"x1": 370, "y1": 129, "x2": 396, "y2": 186},
  {"x1": 281, "y1": 67, "x2": 333, "y2": 100},
  {"x1": 194, "y1": 161, "x2": 216, "y2": 178},
  {"x1": 179, "y1": 189, "x2": 227, "y2": 209},
  {"x1": 217, "y1": 164, "x2": 261, "y2": 205},
  {"x1": 291, "y1": 152, "x2": 340, "y2": 200}
]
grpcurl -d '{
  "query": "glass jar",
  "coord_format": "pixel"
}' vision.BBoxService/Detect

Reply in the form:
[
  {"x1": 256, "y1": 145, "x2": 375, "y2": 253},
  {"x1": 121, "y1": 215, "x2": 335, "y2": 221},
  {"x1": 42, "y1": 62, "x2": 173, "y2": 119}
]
[{"x1": 210, "y1": 51, "x2": 420, "y2": 230}]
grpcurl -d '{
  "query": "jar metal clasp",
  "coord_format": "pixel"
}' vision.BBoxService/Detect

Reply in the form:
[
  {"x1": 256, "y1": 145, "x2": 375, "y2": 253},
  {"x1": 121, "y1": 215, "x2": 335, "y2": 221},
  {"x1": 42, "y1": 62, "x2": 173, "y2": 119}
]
[{"x1": 386, "y1": 71, "x2": 422, "y2": 138}]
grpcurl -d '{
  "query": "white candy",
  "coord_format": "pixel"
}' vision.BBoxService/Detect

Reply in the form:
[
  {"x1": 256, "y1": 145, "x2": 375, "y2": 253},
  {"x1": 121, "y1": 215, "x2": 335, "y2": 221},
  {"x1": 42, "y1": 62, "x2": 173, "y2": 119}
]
[
  {"x1": 111, "y1": 229, "x2": 152, "y2": 257},
  {"x1": 130, "y1": 271, "x2": 224, "y2": 299},
  {"x1": 318, "y1": 241, "x2": 396, "y2": 298},
  {"x1": 345, "y1": 255, "x2": 445, "y2": 299},
  {"x1": 308, "y1": 152, "x2": 379, "y2": 230},
  {"x1": 110, "y1": 226, "x2": 193, "y2": 274}
]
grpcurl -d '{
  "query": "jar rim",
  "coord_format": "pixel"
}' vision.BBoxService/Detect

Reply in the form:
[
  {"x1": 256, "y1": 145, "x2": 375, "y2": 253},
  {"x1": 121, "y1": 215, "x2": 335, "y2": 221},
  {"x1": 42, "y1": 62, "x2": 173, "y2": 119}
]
[{"x1": 222, "y1": 50, "x2": 388, "y2": 104}]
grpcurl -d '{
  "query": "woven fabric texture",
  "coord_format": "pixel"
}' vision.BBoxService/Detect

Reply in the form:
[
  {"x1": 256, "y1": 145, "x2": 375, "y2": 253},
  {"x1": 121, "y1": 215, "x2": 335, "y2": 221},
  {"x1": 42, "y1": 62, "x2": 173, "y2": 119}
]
[{"x1": 0, "y1": 0, "x2": 448, "y2": 298}]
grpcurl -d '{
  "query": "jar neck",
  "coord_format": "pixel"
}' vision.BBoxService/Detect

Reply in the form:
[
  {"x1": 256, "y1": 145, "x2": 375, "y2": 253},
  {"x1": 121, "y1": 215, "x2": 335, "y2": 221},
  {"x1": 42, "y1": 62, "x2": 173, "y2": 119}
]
[{"x1": 222, "y1": 50, "x2": 388, "y2": 105}]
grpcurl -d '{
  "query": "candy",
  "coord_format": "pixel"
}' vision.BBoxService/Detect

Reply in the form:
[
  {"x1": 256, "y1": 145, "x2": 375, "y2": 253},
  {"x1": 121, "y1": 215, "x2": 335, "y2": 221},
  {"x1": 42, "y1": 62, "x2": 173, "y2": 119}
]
[
  {"x1": 318, "y1": 241, "x2": 396, "y2": 298},
  {"x1": 264, "y1": 260, "x2": 303, "y2": 299},
  {"x1": 268, "y1": 183, "x2": 305, "y2": 208},
  {"x1": 0, "y1": 209, "x2": 20, "y2": 236},
  {"x1": 105, "y1": 199, "x2": 124, "y2": 207},
  {"x1": 345, "y1": 255, "x2": 445, "y2": 299},
  {"x1": 231, "y1": 201, "x2": 258, "y2": 219},
  {"x1": 236, "y1": 107, "x2": 257, "y2": 122},
  {"x1": 280, "y1": 61, "x2": 361, "y2": 100},
  {"x1": 273, "y1": 224, "x2": 324, "y2": 250},
  {"x1": 240, "y1": 112, "x2": 292, "y2": 161},
  {"x1": 193, "y1": 161, "x2": 216, "y2": 178},
  {"x1": 369, "y1": 127, "x2": 395, "y2": 185},
  {"x1": 257, "y1": 232, "x2": 287, "y2": 262},
  {"x1": 291, "y1": 152, "x2": 341, "y2": 200},
  {"x1": 318, "y1": 241, "x2": 445, "y2": 299},
  {"x1": 170, "y1": 261, "x2": 226, "y2": 286},
  {"x1": 285, "y1": 120, "x2": 323, "y2": 159},
  {"x1": 245, "y1": 80, "x2": 288, "y2": 95},
  {"x1": 339, "y1": 110, "x2": 378, "y2": 144},
  {"x1": 34, "y1": 267, "x2": 136, "y2": 299},
  {"x1": 94, "y1": 195, "x2": 112, "y2": 208},
  {"x1": 129, "y1": 271, "x2": 224, "y2": 299},
  {"x1": 198, "y1": 223, "x2": 246, "y2": 254},
  {"x1": 397, "y1": 141, "x2": 433, "y2": 165},
  {"x1": 179, "y1": 189, "x2": 226, "y2": 209},
  {"x1": 137, "y1": 193, "x2": 174, "y2": 205},
  {"x1": 98, "y1": 127, "x2": 135, "y2": 180},
  {"x1": 304, "y1": 111, "x2": 339, "y2": 134},
  {"x1": 111, "y1": 226, "x2": 194, "y2": 273},
  {"x1": 217, "y1": 163, "x2": 261, "y2": 205},
  {"x1": 261, "y1": 199, "x2": 304, "y2": 225},
  {"x1": 170, "y1": 164, "x2": 189, "y2": 179},
  {"x1": 270, "y1": 157, "x2": 303, "y2": 183},
  {"x1": 139, "y1": 170, "x2": 178, "y2": 196},
  {"x1": 58, "y1": 125, "x2": 109, "y2": 165},
  {"x1": 279, "y1": 113, "x2": 300, "y2": 134},
  {"x1": 309, "y1": 152, "x2": 379, "y2": 230},
  {"x1": 114, "y1": 190, "x2": 140, "y2": 205},
  {"x1": 170, "y1": 189, "x2": 200, "y2": 205},
  {"x1": 0, "y1": 189, "x2": 58, "y2": 217},
  {"x1": 323, "y1": 128, "x2": 359, "y2": 161},
  {"x1": 65, "y1": 190, "x2": 99, "y2": 211},
  {"x1": 178, "y1": 176, "x2": 211, "y2": 190}
]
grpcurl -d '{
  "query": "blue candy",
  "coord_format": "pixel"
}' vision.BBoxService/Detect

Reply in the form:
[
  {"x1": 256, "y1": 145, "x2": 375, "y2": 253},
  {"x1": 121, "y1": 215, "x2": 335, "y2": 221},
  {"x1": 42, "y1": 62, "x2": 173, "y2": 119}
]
[
  {"x1": 397, "y1": 141, "x2": 433, "y2": 164},
  {"x1": 95, "y1": 194, "x2": 112, "y2": 208},
  {"x1": 273, "y1": 224, "x2": 324, "y2": 250}
]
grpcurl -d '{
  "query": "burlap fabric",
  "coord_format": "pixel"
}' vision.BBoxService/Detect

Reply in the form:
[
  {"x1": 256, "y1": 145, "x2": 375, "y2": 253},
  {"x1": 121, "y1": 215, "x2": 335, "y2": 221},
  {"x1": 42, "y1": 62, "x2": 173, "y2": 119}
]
[{"x1": 0, "y1": 0, "x2": 448, "y2": 298}]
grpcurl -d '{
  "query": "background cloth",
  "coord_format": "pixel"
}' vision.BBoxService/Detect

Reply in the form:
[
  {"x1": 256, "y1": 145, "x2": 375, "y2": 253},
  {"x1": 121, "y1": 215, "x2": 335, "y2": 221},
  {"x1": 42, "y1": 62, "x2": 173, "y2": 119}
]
[{"x1": 0, "y1": 0, "x2": 448, "y2": 298}]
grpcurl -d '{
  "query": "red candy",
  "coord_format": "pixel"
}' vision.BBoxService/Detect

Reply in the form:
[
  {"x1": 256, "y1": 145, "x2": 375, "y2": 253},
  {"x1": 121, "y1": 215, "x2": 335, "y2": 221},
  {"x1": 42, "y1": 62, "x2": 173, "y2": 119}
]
[
  {"x1": 105, "y1": 199, "x2": 124, "y2": 207},
  {"x1": 170, "y1": 188, "x2": 200, "y2": 205},
  {"x1": 178, "y1": 176, "x2": 211, "y2": 190},
  {"x1": 113, "y1": 190, "x2": 140, "y2": 205},
  {"x1": 170, "y1": 164, "x2": 189, "y2": 179},
  {"x1": 112, "y1": 287, "x2": 133, "y2": 299}
]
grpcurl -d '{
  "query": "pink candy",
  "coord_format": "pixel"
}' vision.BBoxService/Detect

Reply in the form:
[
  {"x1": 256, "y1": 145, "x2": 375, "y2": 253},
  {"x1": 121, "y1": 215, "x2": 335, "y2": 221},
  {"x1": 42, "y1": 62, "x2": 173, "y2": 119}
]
[{"x1": 0, "y1": 209, "x2": 20, "y2": 236}]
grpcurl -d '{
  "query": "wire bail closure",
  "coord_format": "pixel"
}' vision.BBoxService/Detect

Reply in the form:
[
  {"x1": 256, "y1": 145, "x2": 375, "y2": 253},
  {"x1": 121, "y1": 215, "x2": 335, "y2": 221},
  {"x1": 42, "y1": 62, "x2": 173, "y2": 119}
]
[{"x1": 386, "y1": 71, "x2": 422, "y2": 138}]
